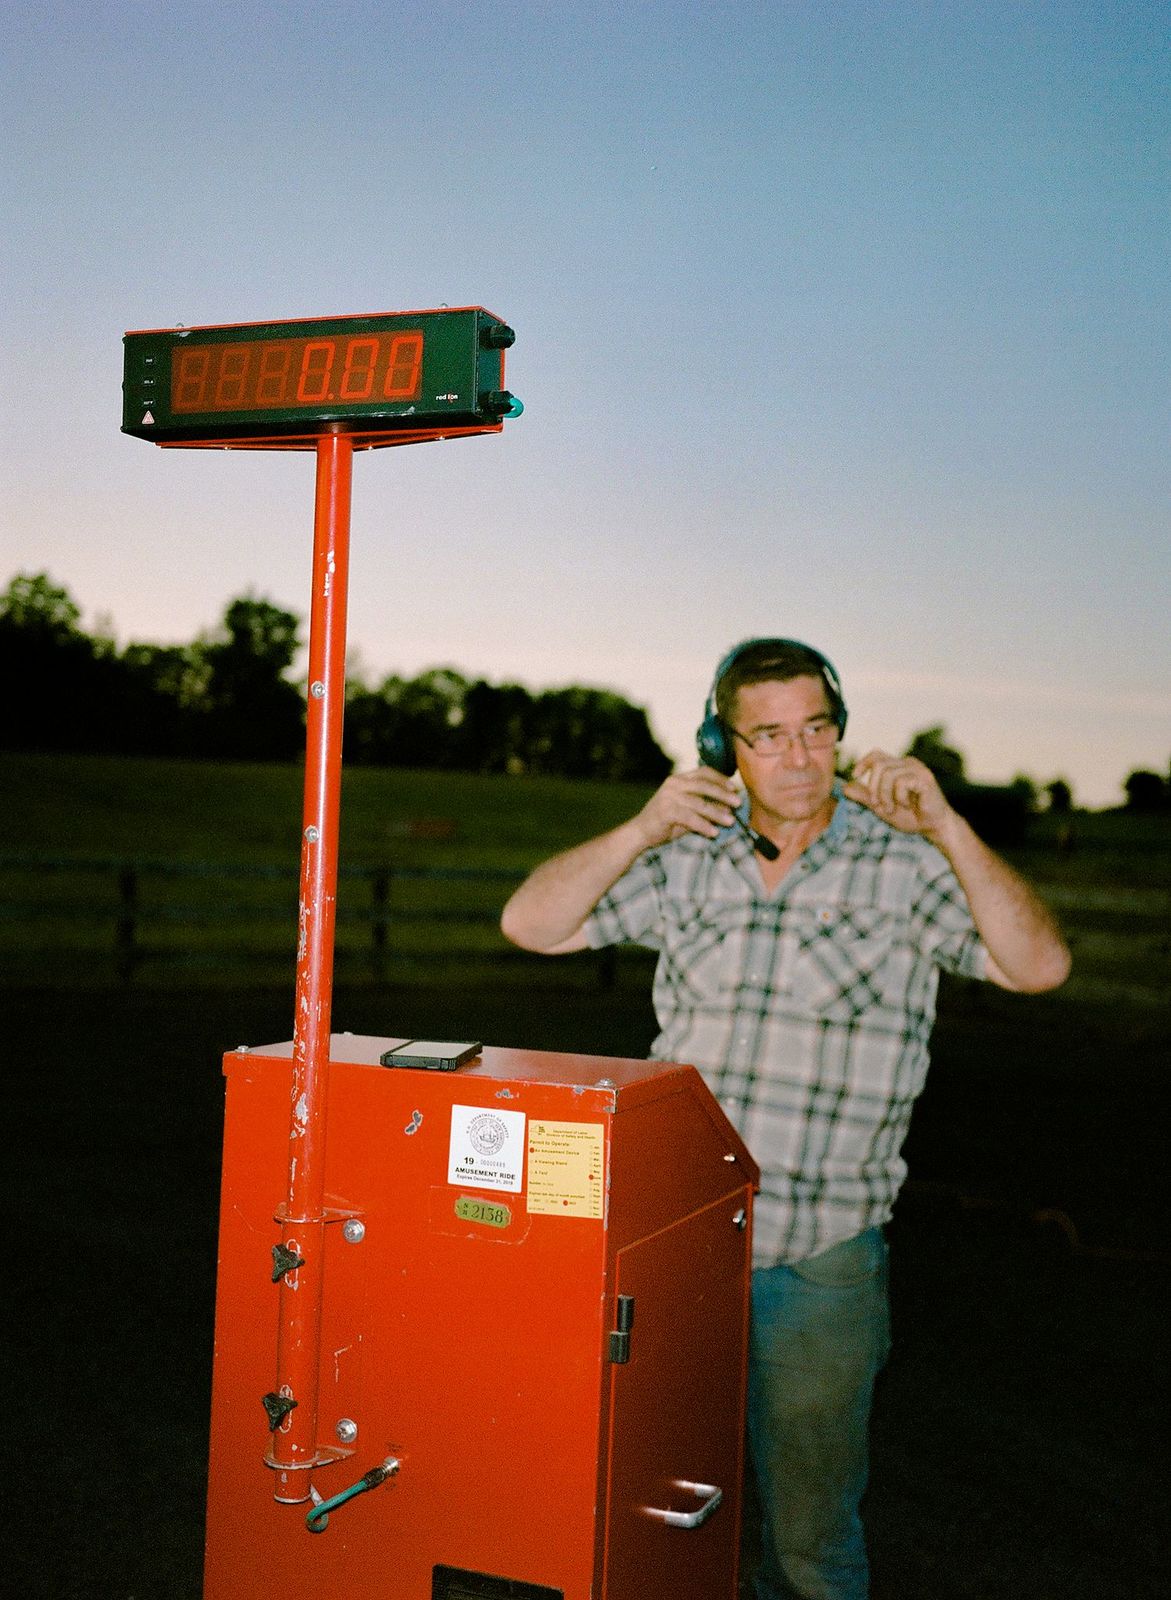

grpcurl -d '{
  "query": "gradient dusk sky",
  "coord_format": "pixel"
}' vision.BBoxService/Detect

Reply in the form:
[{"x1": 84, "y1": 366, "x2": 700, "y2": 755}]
[{"x1": 3, "y1": 0, "x2": 1168, "y2": 805}]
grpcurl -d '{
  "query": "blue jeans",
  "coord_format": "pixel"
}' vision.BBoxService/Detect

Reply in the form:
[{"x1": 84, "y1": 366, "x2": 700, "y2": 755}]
[{"x1": 746, "y1": 1228, "x2": 891, "y2": 1600}]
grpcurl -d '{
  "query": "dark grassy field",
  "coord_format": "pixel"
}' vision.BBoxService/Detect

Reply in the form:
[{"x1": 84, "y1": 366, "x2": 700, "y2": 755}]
[{"x1": 6, "y1": 753, "x2": 1170, "y2": 1598}]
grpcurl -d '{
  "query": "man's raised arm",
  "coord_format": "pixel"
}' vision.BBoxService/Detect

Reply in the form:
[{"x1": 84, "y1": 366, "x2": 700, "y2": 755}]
[
  {"x1": 500, "y1": 767, "x2": 740, "y2": 954},
  {"x1": 842, "y1": 750, "x2": 1071, "y2": 993}
]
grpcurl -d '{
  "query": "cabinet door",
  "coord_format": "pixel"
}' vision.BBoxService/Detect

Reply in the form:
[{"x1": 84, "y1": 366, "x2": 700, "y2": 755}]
[{"x1": 601, "y1": 1190, "x2": 752, "y2": 1600}]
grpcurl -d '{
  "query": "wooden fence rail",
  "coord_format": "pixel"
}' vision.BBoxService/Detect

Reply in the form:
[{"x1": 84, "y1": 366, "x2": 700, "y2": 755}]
[{"x1": 0, "y1": 854, "x2": 628, "y2": 987}]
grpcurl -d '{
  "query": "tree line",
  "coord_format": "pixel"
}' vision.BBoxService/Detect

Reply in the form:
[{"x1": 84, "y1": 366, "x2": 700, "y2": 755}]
[
  {"x1": 6, "y1": 572, "x2": 1166, "y2": 811},
  {"x1": 905, "y1": 725, "x2": 1170, "y2": 818},
  {"x1": 0, "y1": 573, "x2": 671, "y2": 782}
]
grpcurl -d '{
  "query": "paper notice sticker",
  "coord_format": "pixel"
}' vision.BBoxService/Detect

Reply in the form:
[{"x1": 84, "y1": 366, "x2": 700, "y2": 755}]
[
  {"x1": 526, "y1": 1121, "x2": 605, "y2": 1219},
  {"x1": 448, "y1": 1104, "x2": 526, "y2": 1193}
]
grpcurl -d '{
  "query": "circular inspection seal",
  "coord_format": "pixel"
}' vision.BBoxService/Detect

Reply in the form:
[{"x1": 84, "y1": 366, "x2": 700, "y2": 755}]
[{"x1": 467, "y1": 1112, "x2": 509, "y2": 1159}]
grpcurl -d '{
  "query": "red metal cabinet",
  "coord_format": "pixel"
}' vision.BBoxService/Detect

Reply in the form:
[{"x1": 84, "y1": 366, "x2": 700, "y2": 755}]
[{"x1": 204, "y1": 1037, "x2": 757, "y2": 1600}]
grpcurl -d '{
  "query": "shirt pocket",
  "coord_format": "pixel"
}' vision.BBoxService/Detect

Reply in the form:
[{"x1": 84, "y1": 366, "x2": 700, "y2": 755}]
[
  {"x1": 783, "y1": 902, "x2": 899, "y2": 1022},
  {"x1": 661, "y1": 898, "x2": 748, "y2": 1003}
]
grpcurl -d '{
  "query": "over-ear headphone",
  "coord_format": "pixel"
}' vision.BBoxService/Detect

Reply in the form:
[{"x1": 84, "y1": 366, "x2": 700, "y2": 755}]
[{"x1": 696, "y1": 638, "x2": 848, "y2": 777}]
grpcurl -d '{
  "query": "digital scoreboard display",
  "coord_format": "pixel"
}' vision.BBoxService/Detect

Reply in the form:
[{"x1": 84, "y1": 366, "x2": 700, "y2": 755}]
[{"x1": 122, "y1": 307, "x2": 516, "y2": 448}]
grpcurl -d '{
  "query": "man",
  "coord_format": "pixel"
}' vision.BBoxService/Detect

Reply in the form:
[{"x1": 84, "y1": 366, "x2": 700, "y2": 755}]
[{"x1": 500, "y1": 638, "x2": 1070, "y2": 1600}]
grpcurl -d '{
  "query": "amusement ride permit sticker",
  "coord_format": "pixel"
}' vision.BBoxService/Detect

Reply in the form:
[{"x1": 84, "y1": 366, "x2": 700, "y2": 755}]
[
  {"x1": 447, "y1": 1104, "x2": 526, "y2": 1193},
  {"x1": 526, "y1": 1121, "x2": 605, "y2": 1218}
]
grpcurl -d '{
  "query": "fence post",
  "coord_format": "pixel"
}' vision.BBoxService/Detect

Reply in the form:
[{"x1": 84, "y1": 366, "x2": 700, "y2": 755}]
[
  {"x1": 116, "y1": 863, "x2": 138, "y2": 984},
  {"x1": 369, "y1": 867, "x2": 390, "y2": 981}
]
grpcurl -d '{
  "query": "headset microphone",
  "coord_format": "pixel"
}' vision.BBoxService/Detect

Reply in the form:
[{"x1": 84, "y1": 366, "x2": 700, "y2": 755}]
[{"x1": 734, "y1": 813, "x2": 780, "y2": 861}]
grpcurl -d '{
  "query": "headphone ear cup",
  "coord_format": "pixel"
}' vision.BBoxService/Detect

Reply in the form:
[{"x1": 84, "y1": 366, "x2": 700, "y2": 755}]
[{"x1": 696, "y1": 714, "x2": 736, "y2": 776}]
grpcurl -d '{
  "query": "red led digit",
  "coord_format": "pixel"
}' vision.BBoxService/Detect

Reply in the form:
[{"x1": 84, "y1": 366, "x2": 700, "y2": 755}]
[
  {"x1": 256, "y1": 343, "x2": 292, "y2": 405},
  {"x1": 339, "y1": 338, "x2": 378, "y2": 401},
  {"x1": 296, "y1": 340, "x2": 336, "y2": 403},
  {"x1": 173, "y1": 346, "x2": 212, "y2": 411},
  {"x1": 157, "y1": 320, "x2": 447, "y2": 425},
  {"x1": 215, "y1": 346, "x2": 251, "y2": 408},
  {"x1": 384, "y1": 332, "x2": 424, "y2": 399}
]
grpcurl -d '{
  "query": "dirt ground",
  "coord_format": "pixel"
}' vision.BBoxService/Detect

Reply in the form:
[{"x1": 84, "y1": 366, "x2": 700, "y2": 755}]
[{"x1": 7, "y1": 980, "x2": 1169, "y2": 1599}]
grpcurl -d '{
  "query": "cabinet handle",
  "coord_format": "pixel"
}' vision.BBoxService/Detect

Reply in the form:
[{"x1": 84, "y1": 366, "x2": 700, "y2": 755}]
[{"x1": 642, "y1": 1479, "x2": 723, "y2": 1529}]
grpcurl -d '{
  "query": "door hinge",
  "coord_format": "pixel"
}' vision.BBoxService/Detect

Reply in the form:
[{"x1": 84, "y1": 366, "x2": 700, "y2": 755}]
[{"x1": 608, "y1": 1294, "x2": 635, "y2": 1363}]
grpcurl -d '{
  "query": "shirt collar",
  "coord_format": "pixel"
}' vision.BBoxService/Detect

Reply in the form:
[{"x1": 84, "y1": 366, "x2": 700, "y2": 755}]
[{"x1": 712, "y1": 785, "x2": 853, "y2": 883}]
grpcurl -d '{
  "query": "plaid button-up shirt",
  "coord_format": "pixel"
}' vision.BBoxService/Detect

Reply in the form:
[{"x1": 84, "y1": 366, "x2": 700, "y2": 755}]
[{"x1": 584, "y1": 794, "x2": 988, "y2": 1266}]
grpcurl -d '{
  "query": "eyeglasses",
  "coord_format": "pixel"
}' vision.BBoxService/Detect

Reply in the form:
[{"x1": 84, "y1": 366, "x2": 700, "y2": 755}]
[{"x1": 730, "y1": 716, "x2": 838, "y2": 756}]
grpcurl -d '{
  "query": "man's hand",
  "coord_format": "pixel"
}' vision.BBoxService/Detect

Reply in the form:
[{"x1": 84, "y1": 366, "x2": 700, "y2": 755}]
[
  {"x1": 633, "y1": 766, "x2": 741, "y2": 850},
  {"x1": 501, "y1": 765, "x2": 740, "y2": 955},
  {"x1": 841, "y1": 751, "x2": 955, "y2": 841},
  {"x1": 843, "y1": 748, "x2": 1070, "y2": 991}
]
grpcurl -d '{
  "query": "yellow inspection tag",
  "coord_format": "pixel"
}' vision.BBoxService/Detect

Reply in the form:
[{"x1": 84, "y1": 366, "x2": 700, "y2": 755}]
[{"x1": 526, "y1": 1121, "x2": 605, "y2": 1219}]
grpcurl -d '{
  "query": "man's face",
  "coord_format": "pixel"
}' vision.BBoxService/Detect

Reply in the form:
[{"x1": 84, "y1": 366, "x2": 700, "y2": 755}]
[{"x1": 729, "y1": 674, "x2": 839, "y2": 827}]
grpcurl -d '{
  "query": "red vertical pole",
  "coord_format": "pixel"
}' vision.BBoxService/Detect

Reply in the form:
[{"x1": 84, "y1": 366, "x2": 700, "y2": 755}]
[{"x1": 268, "y1": 431, "x2": 354, "y2": 1501}]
